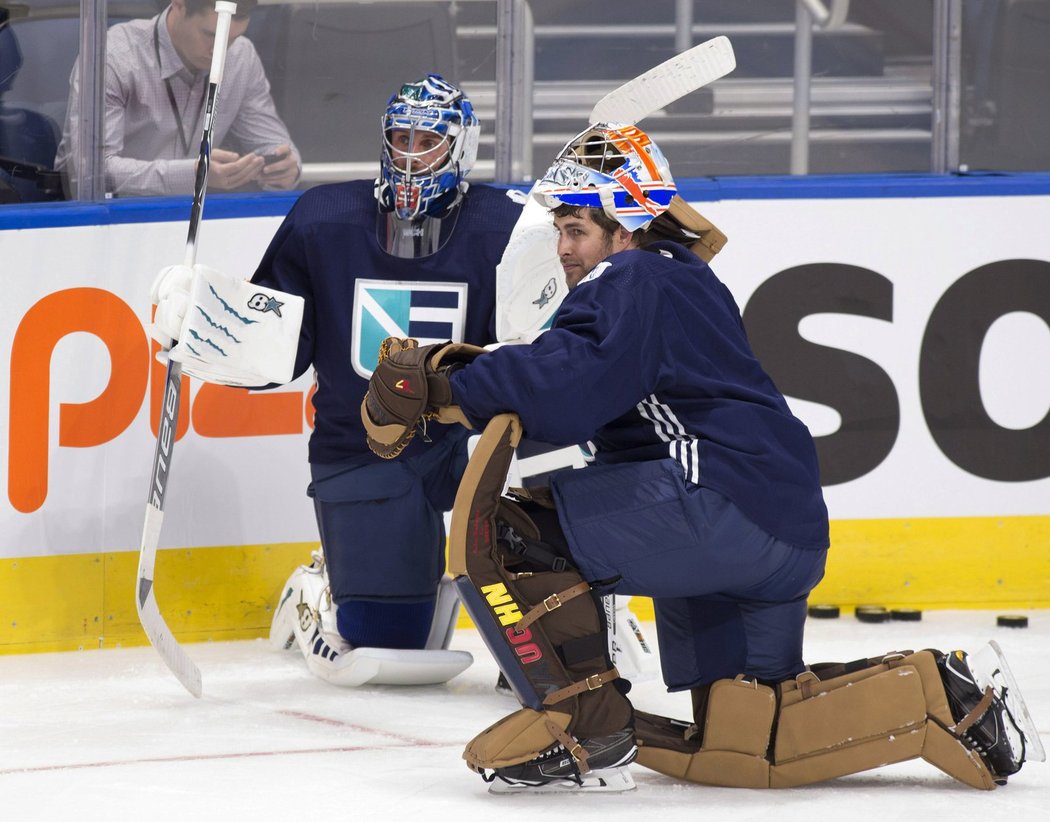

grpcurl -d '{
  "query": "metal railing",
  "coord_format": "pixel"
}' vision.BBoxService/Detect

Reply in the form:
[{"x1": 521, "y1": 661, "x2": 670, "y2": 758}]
[{"x1": 44, "y1": 0, "x2": 968, "y2": 196}]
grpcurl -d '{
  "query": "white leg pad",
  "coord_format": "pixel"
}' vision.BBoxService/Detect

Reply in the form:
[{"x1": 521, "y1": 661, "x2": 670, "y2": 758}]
[
  {"x1": 310, "y1": 646, "x2": 474, "y2": 687},
  {"x1": 273, "y1": 559, "x2": 473, "y2": 686},
  {"x1": 269, "y1": 549, "x2": 327, "y2": 652},
  {"x1": 605, "y1": 595, "x2": 660, "y2": 683},
  {"x1": 425, "y1": 574, "x2": 462, "y2": 651}
]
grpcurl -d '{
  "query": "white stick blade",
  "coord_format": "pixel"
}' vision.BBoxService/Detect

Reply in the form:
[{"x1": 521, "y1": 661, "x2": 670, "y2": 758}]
[
  {"x1": 137, "y1": 502, "x2": 202, "y2": 698},
  {"x1": 136, "y1": 587, "x2": 203, "y2": 698},
  {"x1": 589, "y1": 35, "x2": 736, "y2": 124}
]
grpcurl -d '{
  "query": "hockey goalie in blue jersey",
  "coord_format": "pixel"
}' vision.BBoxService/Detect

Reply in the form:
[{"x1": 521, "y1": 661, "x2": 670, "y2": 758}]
[
  {"x1": 362, "y1": 124, "x2": 1043, "y2": 791},
  {"x1": 149, "y1": 74, "x2": 523, "y2": 686}
]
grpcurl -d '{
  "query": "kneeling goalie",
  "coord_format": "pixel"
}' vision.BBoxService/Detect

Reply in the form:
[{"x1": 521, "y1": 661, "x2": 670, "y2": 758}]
[{"x1": 361, "y1": 124, "x2": 1044, "y2": 792}]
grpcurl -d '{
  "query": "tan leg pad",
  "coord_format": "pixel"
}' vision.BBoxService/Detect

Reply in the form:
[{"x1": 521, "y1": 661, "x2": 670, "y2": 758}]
[
  {"x1": 908, "y1": 650, "x2": 999, "y2": 790},
  {"x1": 635, "y1": 651, "x2": 998, "y2": 790},
  {"x1": 636, "y1": 677, "x2": 775, "y2": 788},
  {"x1": 463, "y1": 708, "x2": 572, "y2": 772}
]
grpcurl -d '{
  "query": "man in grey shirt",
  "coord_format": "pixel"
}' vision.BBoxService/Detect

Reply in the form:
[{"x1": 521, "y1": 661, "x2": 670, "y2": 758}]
[{"x1": 56, "y1": 0, "x2": 299, "y2": 197}]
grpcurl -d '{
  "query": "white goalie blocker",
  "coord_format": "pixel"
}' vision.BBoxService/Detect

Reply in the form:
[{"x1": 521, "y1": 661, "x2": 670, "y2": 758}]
[
  {"x1": 151, "y1": 263, "x2": 303, "y2": 387},
  {"x1": 494, "y1": 192, "x2": 562, "y2": 344}
]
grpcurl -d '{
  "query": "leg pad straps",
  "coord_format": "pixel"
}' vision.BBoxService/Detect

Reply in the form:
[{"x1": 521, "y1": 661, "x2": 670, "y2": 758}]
[{"x1": 635, "y1": 651, "x2": 998, "y2": 790}]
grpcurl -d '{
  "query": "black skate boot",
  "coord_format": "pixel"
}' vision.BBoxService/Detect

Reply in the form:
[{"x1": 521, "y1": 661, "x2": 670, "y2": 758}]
[
  {"x1": 486, "y1": 726, "x2": 638, "y2": 793},
  {"x1": 938, "y1": 642, "x2": 1045, "y2": 782},
  {"x1": 494, "y1": 671, "x2": 514, "y2": 696}
]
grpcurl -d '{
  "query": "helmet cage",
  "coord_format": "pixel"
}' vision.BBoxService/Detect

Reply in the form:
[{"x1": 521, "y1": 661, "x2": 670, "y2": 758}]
[
  {"x1": 533, "y1": 124, "x2": 677, "y2": 232},
  {"x1": 378, "y1": 74, "x2": 480, "y2": 220}
]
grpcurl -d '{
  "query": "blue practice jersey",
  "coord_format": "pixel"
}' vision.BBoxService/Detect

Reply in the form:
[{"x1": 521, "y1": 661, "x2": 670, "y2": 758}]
[
  {"x1": 450, "y1": 241, "x2": 829, "y2": 551},
  {"x1": 252, "y1": 179, "x2": 522, "y2": 464}
]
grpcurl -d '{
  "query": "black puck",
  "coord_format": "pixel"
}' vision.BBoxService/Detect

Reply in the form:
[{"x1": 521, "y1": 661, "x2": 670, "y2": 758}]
[
  {"x1": 891, "y1": 608, "x2": 923, "y2": 621},
  {"x1": 856, "y1": 606, "x2": 890, "y2": 623},
  {"x1": 996, "y1": 614, "x2": 1029, "y2": 628},
  {"x1": 807, "y1": 604, "x2": 841, "y2": 619}
]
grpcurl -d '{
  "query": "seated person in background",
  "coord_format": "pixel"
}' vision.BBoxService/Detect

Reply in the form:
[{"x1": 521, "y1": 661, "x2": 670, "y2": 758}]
[{"x1": 55, "y1": 0, "x2": 299, "y2": 197}]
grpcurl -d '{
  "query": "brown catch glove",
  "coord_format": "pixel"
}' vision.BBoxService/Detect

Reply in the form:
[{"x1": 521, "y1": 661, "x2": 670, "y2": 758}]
[{"x1": 361, "y1": 336, "x2": 484, "y2": 458}]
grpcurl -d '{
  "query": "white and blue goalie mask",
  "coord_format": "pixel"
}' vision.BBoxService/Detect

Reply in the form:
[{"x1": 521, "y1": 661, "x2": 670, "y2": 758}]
[
  {"x1": 377, "y1": 74, "x2": 480, "y2": 221},
  {"x1": 533, "y1": 123, "x2": 678, "y2": 232}
]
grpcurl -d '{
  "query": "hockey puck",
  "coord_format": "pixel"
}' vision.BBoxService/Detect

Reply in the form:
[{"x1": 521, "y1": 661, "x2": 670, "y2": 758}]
[
  {"x1": 855, "y1": 606, "x2": 890, "y2": 623},
  {"x1": 891, "y1": 608, "x2": 923, "y2": 622},
  {"x1": 807, "y1": 604, "x2": 840, "y2": 619},
  {"x1": 996, "y1": 614, "x2": 1029, "y2": 628}
]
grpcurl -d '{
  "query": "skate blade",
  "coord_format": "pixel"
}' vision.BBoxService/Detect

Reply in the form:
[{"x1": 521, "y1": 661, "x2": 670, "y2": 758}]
[
  {"x1": 489, "y1": 766, "x2": 636, "y2": 794},
  {"x1": 972, "y1": 640, "x2": 1046, "y2": 763}
]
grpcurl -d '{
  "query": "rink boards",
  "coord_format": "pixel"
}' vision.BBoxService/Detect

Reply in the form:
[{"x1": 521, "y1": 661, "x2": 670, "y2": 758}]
[{"x1": 1, "y1": 175, "x2": 1048, "y2": 652}]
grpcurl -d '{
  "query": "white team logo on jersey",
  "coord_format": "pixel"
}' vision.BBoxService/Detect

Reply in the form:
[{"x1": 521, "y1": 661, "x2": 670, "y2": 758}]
[
  {"x1": 351, "y1": 279, "x2": 469, "y2": 378},
  {"x1": 579, "y1": 261, "x2": 612, "y2": 285}
]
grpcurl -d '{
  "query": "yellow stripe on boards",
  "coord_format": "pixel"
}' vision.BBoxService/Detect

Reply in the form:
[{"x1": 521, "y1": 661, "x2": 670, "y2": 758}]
[
  {"x1": 811, "y1": 515, "x2": 1050, "y2": 611},
  {"x1": 0, "y1": 543, "x2": 317, "y2": 654},
  {"x1": 1, "y1": 515, "x2": 1047, "y2": 654}
]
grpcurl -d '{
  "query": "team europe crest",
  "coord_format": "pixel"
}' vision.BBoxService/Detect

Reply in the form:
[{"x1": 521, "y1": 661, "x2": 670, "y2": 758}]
[{"x1": 351, "y1": 279, "x2": 469, "y2": 378}]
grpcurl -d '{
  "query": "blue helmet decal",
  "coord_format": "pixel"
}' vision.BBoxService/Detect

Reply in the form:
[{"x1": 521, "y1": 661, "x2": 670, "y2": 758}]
[{"x1": 533, "y1": 124, "x2": 678, "y2": 232}]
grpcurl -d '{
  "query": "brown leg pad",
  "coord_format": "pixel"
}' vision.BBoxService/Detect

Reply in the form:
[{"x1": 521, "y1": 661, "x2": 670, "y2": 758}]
[
  {"x1": 636, "y1": 677, "x2": 776, "y2": 788},
  {"x1": 635, "y1": 651, "x2": 998, "y2": 790}
]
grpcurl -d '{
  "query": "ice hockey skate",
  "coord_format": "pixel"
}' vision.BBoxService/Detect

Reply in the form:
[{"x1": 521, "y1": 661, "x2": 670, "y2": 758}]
[
  {"x1": 939, "y1": 640, "x2": 1045, "y2": 781},
  {"x1": 485, "y1": 728, "x2": 638, "y2": 794}
]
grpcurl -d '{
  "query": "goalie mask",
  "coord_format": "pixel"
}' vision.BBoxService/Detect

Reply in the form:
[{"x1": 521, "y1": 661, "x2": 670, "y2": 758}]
[
  {"x1": 377, "y1": 74, "x2": 480, "y2": 235},
  {"x1": 533, "y1": 123, "x2": 677, "y2": 232}
]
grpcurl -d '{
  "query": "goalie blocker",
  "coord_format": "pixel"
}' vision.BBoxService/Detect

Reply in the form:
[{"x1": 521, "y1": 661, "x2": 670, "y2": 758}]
[{"x1": 150, "y1": 263, "x2": 304, "y2": 386}]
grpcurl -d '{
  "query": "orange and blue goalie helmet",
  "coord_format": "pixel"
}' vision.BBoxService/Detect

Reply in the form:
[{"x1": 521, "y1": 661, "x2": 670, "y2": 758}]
[{"x1": 533, "y1": 123, "x2": 677, "y2": 232}]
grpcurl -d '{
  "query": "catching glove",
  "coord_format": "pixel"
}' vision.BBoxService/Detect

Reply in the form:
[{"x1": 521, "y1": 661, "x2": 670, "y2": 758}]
[{"x1": 362, "y1": 337, "x2": 483, "y2": 458}]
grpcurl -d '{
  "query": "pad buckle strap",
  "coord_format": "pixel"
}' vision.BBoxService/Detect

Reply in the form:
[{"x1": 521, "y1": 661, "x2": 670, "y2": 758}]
[
  {"x1": 542, "y1": 667, "x2": 619, "y2": 706},
  {"x1": 543, "y1": 719, "x2": 591, "y2": 773},
  {"x1": 516, "y1": 581, "x2": 592, "y2": 631},
  {"x1": 951, "y1": 686, "x2": 996, "y2": 737}
]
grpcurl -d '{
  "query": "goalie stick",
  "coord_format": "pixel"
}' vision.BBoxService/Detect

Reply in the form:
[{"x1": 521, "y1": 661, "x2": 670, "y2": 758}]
[
  {"x1": 495, "y1": 36, "x2": 737, "y2": 343},
  {"x1": 588, "y1": 35, "x2": 735, "y2": 126},
  {"x1": 135, "y1": 1, "x2": 238, "y2": 698}
]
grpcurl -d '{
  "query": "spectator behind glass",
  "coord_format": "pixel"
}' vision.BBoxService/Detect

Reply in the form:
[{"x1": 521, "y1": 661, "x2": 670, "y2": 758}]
[{"x1": 55, "y1": 0, "x2": 299, "y2": 197}]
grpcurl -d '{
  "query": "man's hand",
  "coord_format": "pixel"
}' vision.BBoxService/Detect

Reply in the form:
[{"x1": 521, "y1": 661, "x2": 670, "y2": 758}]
[
  {"x1": 258, "y1": 144, "x2": 300, "y2": 190},
  {"x1": 208, "y1": 148, "x2": 265, "y2": 190}
]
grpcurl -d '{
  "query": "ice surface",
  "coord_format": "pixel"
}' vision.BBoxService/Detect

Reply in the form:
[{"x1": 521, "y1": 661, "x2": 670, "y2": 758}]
[{"x1": 1, "y1": 610, "x2": 1046, "y2": 820}]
